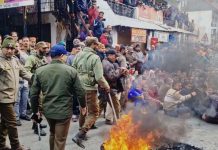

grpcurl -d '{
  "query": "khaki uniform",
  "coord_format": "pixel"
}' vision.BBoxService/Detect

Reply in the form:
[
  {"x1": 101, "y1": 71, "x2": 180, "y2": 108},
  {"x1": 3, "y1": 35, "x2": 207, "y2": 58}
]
[
  {"x1": 73, "y1": 47, "x2": 109, "y2": 132},
  {"x1": 0, "y1": 51, "x2": 31, "y2": 149}
]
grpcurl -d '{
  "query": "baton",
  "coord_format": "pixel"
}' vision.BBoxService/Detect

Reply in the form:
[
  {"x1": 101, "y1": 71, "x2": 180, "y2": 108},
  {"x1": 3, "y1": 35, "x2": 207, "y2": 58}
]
[
  {"x1": 108, "y1": 93, "x2": 118, "y2": 122},
  {"x1": 37, "y1": 123, "x2": 41, "y2": 141}
]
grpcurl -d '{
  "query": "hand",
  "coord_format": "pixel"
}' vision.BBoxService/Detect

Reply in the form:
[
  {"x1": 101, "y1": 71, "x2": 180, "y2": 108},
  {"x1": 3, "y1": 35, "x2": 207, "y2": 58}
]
[
  {"x1": 80, "y1": 107, "x2": 87, "y2": 116},
  {"x1": 104, "y1": 87, "x2": 111, "y2": 93},
  {"x1": 191, "y1": 92, "x2": 197, "y2": 96},
  {"x1": 31, "y1": 113, "x2": 42, "y2": 123}
]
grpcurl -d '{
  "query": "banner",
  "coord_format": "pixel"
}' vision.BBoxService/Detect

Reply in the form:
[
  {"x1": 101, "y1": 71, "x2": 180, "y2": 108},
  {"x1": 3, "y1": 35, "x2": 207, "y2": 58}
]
[
  {"x1": 0, "y1": 0, "x2": 34, "y2": 9},
  {"x1": 137, "y1": 5, "x2": 163, "y2": 23},
  {"x1": 131, "y1": 28, "x2": 147, "y2": 43}
]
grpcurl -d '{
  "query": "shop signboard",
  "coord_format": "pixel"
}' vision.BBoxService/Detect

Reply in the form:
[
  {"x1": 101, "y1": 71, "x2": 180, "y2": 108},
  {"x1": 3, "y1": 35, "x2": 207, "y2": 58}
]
[
  {"x1": 154, "y1": 31, "x2": 169, "y2": 42},
  {"x1": 131, "y1": 28, "x2": 147, "y2": 43},
  {"x1": 0, "y1": 0, "x2": 34, "y2": 9}
]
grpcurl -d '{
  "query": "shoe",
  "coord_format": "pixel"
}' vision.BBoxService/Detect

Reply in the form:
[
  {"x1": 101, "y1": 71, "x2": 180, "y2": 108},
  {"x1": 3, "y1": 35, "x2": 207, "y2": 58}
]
[
  {"x1": 40, "y1": 124, "x2": 47, "y2": 129},
  {"x1": 105, "y1": 119, "x2": 113, "y2": 125},
  {"x1": 72, "y1": 115, "x2": 78, "y2": 122},
  {"x1": 90, "y1": 124, "x2": 98, "y2": 129},
  {"x1": 34, "y1": 128, "x2": 47, "y2": 136},
  {"x1": 26, "y1": 110, "x2": 32, "y2": 116},
  {"x1": 16, "y1": 120, "x2": 22, "y2": 126},
  {"x1": 20, "y1": 115, "x2": 31, "y2": 121},
  {"x1": 72, "y1": 131, "x2": 86, "y2": 149},
  {"x1": 0, "y1": 146, "x2": 11, "y2": 150}
]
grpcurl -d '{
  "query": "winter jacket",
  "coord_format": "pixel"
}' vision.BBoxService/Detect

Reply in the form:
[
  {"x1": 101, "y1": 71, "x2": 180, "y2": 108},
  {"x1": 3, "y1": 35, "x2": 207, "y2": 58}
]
[
  {"x1": 100, "y1": 34, "x2": 109, "y2": 46},
  {"x1": 30, "y1": 60, "x2": 86, "y2": 120},
  {"x1": 25, "y1": 54, "x2": 48, "y2": 73},
  {"x1": 88, "y1": 6, "x2": 99, "y2": 26},
  {"x1": 93, "y1": 18, "x2": 104, "y2": 38},
  {"x1": 164, "y1": 88, "x2": 192, "y2": 111},
  {"x1": 0, "y1": 51, "x2": 32, "y2": 103},
  {"x1": 72, "y1": 47, "x2": 109, "y2": 91},
  {"x1": 102, "y1": 59, "x2": 122, "y2": 90}
]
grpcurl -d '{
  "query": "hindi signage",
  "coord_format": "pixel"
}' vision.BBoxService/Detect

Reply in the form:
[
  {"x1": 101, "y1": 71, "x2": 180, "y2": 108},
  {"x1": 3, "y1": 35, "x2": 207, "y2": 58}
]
[{"x1": 131, "y1": 28, "x2": 147, "y2": 43}]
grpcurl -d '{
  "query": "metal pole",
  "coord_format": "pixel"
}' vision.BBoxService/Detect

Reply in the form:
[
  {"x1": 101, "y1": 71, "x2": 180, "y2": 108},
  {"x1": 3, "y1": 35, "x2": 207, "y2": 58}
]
[
  {"x1": 108, "y1": 93, "x2": 118, "y2": 122},
  {"x1": 37, "y1": 0, "x2": 42, "y2": 41},
  {"x1": 23, "y1": 6, "x2": 27, "y2": 36}
]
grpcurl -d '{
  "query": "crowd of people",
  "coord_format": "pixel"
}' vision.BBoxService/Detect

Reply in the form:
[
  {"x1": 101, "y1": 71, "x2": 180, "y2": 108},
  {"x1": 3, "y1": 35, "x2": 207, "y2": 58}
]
[{"x1": 0, "y1": 28, "x2": 218, "y2": 150}]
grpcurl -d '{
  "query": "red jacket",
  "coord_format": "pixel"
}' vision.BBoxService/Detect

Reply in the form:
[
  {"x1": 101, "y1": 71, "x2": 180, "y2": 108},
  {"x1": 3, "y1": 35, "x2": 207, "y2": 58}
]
[
  {"x1": 100, "y1": 35, "x2": 109, "y2": 46},
  {"x1": 88, "y1": 7, "x2": 99, "y2": 26}
]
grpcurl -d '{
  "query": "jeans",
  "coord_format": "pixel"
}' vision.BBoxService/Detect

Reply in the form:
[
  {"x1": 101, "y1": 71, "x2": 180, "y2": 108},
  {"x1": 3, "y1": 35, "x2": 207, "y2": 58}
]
[{"x1": 14, "y1": 83, "x2": 29, "y2": 120}]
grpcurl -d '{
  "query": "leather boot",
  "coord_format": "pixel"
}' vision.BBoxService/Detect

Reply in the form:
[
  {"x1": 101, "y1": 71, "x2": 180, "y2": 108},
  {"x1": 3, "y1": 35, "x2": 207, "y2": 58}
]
[{"x1": 72, "y1": 130, "x2": 86, "y2": 149}]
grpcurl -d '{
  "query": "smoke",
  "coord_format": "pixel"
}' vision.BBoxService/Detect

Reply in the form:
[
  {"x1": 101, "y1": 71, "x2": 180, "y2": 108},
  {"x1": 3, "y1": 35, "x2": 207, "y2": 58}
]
[{"x1": 125, "y1": 103, "x2": 188, "y2": 146}]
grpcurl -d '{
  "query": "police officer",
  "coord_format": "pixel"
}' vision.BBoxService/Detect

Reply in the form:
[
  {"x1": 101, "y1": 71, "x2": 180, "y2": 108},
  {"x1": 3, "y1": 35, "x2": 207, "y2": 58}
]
[
  {"x1": 30, "y1": 44, "x2": 86, "y2": 150},
  {"x1": 0, "y1": 36, "x2": 31, "y2": 150},
  {"x1": 72, "y1": 37, "x2": 110, "y2": 148},
  {"x1": 25, "y1": 41, "x2": 48, "y2": 136}
]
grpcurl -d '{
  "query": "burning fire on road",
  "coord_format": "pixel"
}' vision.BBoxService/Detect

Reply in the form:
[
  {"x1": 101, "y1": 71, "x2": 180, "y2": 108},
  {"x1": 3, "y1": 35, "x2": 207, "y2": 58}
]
[{"x1": 101, "y1": 110, "x2": 202, "y2": 150}]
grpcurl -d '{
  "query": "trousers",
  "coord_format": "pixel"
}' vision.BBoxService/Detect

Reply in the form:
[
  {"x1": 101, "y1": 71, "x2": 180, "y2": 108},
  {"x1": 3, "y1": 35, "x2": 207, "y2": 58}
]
[
  {"x1": 0, "y1": 103, "x2": 20, "y2": 149},
  {"x1": 46, "y1": 118, "x2": 71, "y2": 150},
  {"x1": 79, "y1": 90, "x2": 99, "y2": 132}
]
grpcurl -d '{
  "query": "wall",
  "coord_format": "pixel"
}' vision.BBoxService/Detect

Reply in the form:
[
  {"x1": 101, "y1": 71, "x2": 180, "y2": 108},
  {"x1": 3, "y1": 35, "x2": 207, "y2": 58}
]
[
  {"x1": 48, "y1": 14, "x2": 57, "y2": 46},
  {"x1": 117, "y1": 27, "x2": 131, "y2": 45},
  {"x1": 187, "y1": 10, "x2": 212, "y2": 45}
]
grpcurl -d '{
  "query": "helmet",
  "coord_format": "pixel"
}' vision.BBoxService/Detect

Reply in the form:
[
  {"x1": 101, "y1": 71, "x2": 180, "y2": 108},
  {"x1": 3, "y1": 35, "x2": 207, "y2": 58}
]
[{"x1": 128, "y1": 88, "x2": 143, "y2": 101}]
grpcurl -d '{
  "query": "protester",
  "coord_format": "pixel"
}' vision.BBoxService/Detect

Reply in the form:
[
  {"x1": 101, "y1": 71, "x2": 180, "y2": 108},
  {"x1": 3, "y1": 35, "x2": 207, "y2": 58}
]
[
  {"x1": 132, "y1": 44, "x2": 146, "y2": 75},
  {"x1": 66, "y1": 45, "x2": 82, "y2": 67},
  {"x1": 0, "y1": 36, "x2": 32, "y2": 150},
  {"x1": 102, "y1": 49, "x2": 125, "y2": 124},
  {"x1": 100, "y1": 30, "x2": 109, "y2": 46},
  {"x1": 88, "y1": 0, "x2": 99, "y2": 26},
  {"x1": 106, "y1": 25, "x2": 113, "y2": 47},
  {"x1": 163, "y1": 80, "x2": 197, "y2": 117},
  {"x1": 14, "y1": 40, "x2": 31, "y2": 126},
  {"x1": 30, "y1": 44, "x2": 87, "y2": 150},
  {"x1": 72, "y1": 37, "x2": 110, "y2": 148},
  {"x1": 93, "y1": 11, "x2": 105, "y2": 38},
  {"x1": 29, "y1": 37, "x2": 37, "y2": 50},
  {"x1": 10, "y1": 31, "x2": 19, "y2": 42}
]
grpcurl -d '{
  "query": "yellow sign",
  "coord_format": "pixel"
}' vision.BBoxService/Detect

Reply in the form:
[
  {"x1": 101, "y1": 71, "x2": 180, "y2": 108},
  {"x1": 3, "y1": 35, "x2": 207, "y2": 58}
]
[{"x1": 131, "y1": 28, "x2": 147, "y2": 43}]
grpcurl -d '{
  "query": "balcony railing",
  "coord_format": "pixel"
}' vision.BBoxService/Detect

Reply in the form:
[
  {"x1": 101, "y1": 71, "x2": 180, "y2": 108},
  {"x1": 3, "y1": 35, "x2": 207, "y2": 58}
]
[
  {"x1": 107, "y1": 0, "x2": 135, "y2": 18},
  {"x1": 25, "y1": 0, "x2": 55, "y2": 13}
]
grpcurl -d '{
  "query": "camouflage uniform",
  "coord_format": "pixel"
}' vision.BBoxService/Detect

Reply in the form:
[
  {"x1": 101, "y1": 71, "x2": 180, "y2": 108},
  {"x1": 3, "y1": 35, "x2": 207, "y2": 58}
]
[{"x1": 25, "y1": 54, "x2": 48, "y2": 73}]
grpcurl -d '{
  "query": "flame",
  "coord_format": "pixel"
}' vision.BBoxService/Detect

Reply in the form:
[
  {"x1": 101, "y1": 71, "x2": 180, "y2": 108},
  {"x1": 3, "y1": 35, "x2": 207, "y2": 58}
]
[{"x1": 103, "y1": 112, "x2": 158, "y2": 150}]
